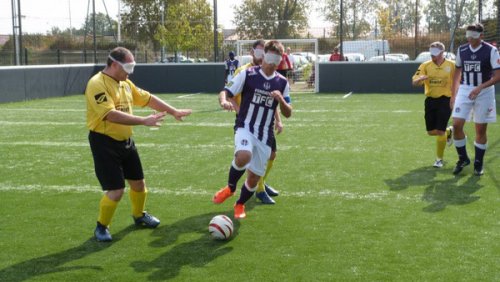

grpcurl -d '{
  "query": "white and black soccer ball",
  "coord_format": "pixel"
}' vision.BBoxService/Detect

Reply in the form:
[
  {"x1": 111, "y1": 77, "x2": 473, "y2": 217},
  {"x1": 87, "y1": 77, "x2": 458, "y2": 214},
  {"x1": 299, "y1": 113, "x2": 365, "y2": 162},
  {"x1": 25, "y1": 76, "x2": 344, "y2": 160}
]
[{"x1": 209, "y1": 215, "x2": 234, "y2": 240}]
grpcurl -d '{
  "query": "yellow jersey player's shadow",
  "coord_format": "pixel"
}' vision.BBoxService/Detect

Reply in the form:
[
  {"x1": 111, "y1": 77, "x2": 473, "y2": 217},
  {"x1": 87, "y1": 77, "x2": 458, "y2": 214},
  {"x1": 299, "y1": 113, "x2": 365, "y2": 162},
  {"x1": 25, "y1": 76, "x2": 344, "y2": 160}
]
[
  {"x1": 0, "y1": 225, "x2": 136, "y2": 282},
  {"x1": 130, "y1": 209, "x2": 246, "y2": 281},
  {"x1": 385, "y1": 166, "x2": 482, "y2": 212}
]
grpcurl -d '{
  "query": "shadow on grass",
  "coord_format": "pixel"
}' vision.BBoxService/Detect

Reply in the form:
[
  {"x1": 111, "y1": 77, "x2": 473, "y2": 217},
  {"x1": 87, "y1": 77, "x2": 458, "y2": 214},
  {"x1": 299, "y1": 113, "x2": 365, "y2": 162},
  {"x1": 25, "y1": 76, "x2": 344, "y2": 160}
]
[
  {"x1": 385, "y1": 166, "x2": 483, "y2": 212},
  {"x1": 130, "y1": 205, "x2": 255, "y2": 281},
  {"x1": 0, "y1": 225, "x2": 136, "y2": 282}
]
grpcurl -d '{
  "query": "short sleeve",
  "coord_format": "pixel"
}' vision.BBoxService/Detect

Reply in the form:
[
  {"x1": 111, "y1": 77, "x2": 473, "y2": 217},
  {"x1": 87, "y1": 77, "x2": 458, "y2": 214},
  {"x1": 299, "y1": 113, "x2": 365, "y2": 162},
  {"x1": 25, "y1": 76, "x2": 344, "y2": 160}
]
[{"x1": 225, "y1": 69, "x2": 246, "y2": 97}]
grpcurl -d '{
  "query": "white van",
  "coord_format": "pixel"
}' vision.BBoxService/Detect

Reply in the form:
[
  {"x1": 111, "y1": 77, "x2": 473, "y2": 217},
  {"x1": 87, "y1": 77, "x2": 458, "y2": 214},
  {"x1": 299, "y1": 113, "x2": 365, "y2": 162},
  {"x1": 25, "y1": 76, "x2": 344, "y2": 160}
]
[{"x1": 337, "y1": 40, "x2": 390, "y2": 60}]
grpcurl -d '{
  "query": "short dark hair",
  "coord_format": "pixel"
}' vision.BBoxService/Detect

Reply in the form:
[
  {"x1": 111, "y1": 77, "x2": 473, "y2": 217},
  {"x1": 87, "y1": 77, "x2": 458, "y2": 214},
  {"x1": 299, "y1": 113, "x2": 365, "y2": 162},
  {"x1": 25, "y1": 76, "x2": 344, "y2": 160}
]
[
  {"x1": 252, "y1": 39, "x2": 265, "y2": 49},
  {"x1": 264, "y1": 40, "x2": 284, "y2": 56},
  {"x1": 466, "y1": 23, "x2": 484, "y2": 33},
  {"x1": 107, "y1": 47, "x2": 132, "y2": 66}
]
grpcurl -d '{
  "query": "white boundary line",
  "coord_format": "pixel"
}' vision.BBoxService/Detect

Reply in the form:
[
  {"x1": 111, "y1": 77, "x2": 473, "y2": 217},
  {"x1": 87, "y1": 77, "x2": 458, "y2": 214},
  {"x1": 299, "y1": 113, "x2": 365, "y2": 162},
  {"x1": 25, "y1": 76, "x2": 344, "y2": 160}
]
[{"x1": 0, "y1": 183, "x2": 419, "y2": 201}]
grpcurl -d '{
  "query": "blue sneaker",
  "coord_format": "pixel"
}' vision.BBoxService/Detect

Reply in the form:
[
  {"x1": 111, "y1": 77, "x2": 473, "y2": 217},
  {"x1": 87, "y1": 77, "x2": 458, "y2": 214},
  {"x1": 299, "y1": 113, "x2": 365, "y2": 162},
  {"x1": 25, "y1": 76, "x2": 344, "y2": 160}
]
[
  {"x1": 256, "y1": 191, "x2": 276, "y2": 204},
  {"x1": 264, "y1": 184, "x2": 279, "y2": 197},
  {"x1": 94, "y1": 222, "x2": 112, "y2": 242},
  {"x1": 133, "y1": 212, "x2": 160, "y2": 228}
]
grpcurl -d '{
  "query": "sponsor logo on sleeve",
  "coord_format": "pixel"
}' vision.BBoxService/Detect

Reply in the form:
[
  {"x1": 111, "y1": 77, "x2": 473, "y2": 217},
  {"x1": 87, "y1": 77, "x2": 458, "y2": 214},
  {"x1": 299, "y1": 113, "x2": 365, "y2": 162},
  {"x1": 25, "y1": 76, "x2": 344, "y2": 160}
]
[{"x1": 94, "y1": 93, "x2": 107, "y2": 104}]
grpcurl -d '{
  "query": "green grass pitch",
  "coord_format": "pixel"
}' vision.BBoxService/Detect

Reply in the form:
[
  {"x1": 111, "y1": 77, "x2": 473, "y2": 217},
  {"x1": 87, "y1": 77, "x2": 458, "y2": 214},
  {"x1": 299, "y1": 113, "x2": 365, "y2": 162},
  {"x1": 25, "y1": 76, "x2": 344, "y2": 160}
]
[{"x1": 1, "y1": 93, "x2": 500, "y2": 281}]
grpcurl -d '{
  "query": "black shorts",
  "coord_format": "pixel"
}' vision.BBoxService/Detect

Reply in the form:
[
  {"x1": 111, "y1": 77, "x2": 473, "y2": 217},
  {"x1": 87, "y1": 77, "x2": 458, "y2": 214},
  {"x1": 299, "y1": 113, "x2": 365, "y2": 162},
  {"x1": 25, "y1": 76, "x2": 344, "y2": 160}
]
[
  {"x1": 424, "y1": 96, "x2": 451, "y2": 131},
  {"x1": 277, "y1": 70, "x2": 288, "y2": 77},
  {"x1": 88, "y1": 131, "x2": 144, "y2": 190}
]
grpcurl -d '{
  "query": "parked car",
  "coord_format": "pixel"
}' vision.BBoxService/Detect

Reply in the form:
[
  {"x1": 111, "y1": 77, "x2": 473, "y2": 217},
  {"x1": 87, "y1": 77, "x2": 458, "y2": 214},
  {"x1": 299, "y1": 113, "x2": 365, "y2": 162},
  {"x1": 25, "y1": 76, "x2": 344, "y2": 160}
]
[
  {"x1": 317, "y1": 54, "x2": 331, "y2": 62},
  {"x1": 344, "y1": 52, "x2": 366, "y2": 61},
  {"x1": 415, "y1": 51, "x2": 456, "y2": 62},
  {"x1": 291, "y1": 54, "x2": 312, "y2": 82},
  {"x1": 368, "y1": 55, "x2": 404, "y2": 62},
  {"x1": 292, "y1": 52, "x2": 316, "y2": 62},
  {"x1": 387, "y1": 53, "x2": 410, "y2": 61}
]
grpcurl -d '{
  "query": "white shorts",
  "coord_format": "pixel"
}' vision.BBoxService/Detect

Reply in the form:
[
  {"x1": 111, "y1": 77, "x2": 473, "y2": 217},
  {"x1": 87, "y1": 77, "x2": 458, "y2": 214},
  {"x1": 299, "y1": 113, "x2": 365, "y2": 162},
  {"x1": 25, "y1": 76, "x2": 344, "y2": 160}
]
[
  {"x1": 452, "y1": 85, "x2": 496, "y2": 123},
  {"x1": 234, "y1": 128, "x2": 271, "y2": 176}
]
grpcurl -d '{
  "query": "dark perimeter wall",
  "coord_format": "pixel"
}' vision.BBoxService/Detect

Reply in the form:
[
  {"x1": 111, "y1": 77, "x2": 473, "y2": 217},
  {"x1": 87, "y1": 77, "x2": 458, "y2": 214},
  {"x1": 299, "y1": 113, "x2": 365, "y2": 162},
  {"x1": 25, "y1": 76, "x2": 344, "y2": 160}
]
[
  {"x1": 2, "y1": 62, "x2": 499, "y2": 103},
  {"x1": 318, "y1": 62, "x2": 422, "y2": 93},
  {"x1": 0, "y1": 63, "x2": 226, "y2": 103}
]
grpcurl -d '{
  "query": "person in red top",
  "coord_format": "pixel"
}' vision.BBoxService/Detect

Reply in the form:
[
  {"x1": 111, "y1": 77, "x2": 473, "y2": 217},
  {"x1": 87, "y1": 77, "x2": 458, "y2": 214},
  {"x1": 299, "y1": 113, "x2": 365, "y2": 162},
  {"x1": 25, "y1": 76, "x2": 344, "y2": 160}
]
[
  {"x1": 329, "y1": 47, "x2": 345, "y2": 61},
  {"x1": 277, "y1": 50, "x2": 293, "y2": 77}
]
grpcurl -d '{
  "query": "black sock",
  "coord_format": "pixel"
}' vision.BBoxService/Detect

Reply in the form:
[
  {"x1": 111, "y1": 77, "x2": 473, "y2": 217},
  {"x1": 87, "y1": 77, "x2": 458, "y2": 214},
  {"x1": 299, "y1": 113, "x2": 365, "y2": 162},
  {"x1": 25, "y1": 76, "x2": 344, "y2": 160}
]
[
  {"x1": 455, "y1": 145, "x2": 469, "y2": 161},
  {"x1": 236, "y1": 182, "x2": 255, "y2": 205},
  {"x1": 228, "y1": 164, "x2": 245, "y2": 192},
  {"x1": 474, "y1": 145, "x2": 486, "y2": 168}
]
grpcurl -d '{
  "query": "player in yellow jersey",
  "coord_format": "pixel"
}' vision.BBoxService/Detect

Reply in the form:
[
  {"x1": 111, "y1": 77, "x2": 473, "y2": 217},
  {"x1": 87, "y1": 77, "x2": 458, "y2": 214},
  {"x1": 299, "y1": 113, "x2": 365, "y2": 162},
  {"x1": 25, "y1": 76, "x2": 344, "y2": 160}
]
[
  {"x1": 217, "y1": 39, "x2": 282, "y2": 205},
  {"x1": 86, "y1": 47, "x2": 191, "y2": 242},
  {"x1": 412, "y1": 42, "x2": 455, "y2": 168}
]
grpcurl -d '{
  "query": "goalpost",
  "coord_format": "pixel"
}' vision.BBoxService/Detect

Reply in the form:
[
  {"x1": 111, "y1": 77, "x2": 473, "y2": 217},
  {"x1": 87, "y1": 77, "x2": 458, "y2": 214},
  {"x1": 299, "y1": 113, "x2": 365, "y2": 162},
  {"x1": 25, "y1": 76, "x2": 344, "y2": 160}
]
[{"x1": 236, "y1": 39, "x2": 319, "y2": 93}]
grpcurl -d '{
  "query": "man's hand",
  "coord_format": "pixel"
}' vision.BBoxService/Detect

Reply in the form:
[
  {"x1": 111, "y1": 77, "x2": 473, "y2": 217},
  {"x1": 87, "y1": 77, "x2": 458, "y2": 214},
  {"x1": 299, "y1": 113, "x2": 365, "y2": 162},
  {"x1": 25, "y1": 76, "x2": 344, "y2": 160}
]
[
  {"x1": 468, "y1": 87, "x2": 481, "y2": 100},
  {"x1": 143, "y1": 111, "x2": 166, "y2": 127},
  {"x1": 275, "y1": 121, "x2": 283, "y2": 134},
  {"x1": 220, "y1": 100, "x2": 235, "y2": 111},
  {"x1": 270, "y1": 90, "x2": 284, "y2": 103},
  {"x1": 172, "y1": 109, "x2": 192, "y2": 121}
]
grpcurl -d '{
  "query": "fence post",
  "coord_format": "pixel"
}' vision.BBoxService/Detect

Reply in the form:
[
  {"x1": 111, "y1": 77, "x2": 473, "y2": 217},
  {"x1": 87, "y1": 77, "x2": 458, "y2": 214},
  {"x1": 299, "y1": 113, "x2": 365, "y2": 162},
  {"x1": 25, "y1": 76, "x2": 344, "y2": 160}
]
[
  {"x1": 145, "y1": 50, "x2": 148, "y2": 63},
  {"x1": 57, "y1": 49, "x2": 61, "y2": 64},
  {"x1": 24, "y1": 48, "x2": 28, "y2": 65},
  {"x1": 84, "y1": 49, "x2": 87, "y2": 63}
]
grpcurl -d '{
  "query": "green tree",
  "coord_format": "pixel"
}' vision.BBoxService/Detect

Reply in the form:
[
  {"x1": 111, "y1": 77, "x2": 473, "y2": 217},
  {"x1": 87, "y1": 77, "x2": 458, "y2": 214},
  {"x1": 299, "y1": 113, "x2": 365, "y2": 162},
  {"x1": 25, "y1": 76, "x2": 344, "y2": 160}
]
[
  {"x1": 122, "y1": 0, "x2": 213, "y2": 57},
  {"x1": 233, "y1": 0, "x2": 310, "y2": 39},
  {"x1": 424, "y1": 0, "x2": 478, "y2": 34},
  {"x1": 320, "y1": 0, "x2": 375, "y2": 40},
  {"x1": 81, "y1": 12, "x2": 118, "y2": 37}
]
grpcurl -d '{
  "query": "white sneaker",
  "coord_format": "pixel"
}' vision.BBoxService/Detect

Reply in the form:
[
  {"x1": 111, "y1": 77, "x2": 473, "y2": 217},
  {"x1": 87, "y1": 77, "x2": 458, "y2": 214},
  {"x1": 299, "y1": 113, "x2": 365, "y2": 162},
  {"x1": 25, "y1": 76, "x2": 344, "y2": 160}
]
[
  {"x1": 446, "y1": 126, "x2": 454, "y2": 147},
  {"x1": 433, "y1": 159, "x2": 444, "y2": 168}
]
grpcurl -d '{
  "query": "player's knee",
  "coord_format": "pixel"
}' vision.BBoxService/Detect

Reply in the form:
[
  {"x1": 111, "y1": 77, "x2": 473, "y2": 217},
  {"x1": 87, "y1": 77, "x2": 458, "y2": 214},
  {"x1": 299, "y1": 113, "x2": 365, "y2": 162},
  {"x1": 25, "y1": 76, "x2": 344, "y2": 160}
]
[
  {"x1": 106, "y1": 188, "x2": 125, "y2": 201},
  {"x1": 235, "y1": 151, "x2": 251, "y2": 167},
  {"x1": 129, "y1": 179, "x2": 146, "y2": 192}
]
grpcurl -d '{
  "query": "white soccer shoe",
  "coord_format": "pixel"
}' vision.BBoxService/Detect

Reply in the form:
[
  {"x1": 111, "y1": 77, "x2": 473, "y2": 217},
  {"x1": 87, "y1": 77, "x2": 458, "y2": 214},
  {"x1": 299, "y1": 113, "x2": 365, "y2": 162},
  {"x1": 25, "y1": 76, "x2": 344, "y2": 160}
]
[{"x1": 433, "y1": 159, "x2": 444, "y2": 168}]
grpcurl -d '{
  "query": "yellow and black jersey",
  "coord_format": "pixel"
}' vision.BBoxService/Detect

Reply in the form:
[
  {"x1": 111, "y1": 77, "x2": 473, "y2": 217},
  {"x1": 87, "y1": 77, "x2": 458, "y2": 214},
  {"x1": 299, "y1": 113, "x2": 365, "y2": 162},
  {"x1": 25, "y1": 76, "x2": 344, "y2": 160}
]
[
  {"x1": 412, "y1": 59, "x2": 455, "y2": 98},
  {"x1": 85, "y1": 72, "x2": 151, "y2": 141},
  {"x1": 231, "y1": 62, "x2": 254, "y2": 106}
]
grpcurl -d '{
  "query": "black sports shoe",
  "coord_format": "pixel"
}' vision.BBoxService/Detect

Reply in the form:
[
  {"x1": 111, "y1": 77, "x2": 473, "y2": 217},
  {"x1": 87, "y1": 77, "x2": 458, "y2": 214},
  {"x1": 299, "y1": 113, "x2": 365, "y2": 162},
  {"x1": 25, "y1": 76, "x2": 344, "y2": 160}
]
[
  {"x1": 133, "y1": 212, "x2": 160, "y2": 228},
  {"x1": 474, "y1": 162, "x2": 484, "y2": 176},
  {"x1": 94, "y1": 222, "x2": 112, "y2": 242},
  {"x1": 264, "y1": 184, "x2": 279, "y2": 197},
  {"x1": 256, "y1": 191, "x2": 276, "y2": 204},
  {"x1": 453, "y1": 158, "x2": 471, "y2": 175}
]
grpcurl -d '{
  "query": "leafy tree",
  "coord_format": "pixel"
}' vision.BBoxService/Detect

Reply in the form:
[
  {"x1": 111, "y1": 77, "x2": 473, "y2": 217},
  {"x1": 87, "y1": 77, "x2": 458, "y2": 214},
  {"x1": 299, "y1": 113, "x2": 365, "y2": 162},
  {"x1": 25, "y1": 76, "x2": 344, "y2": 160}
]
[
  {"x1": 319, "y1": 0, "x2": 375, "y2": 40},
  {"x1": 81, "y1": 12, "x2": 118, "y2": 37},
  {"x1": 424, "y1": 0, "x2": 478, "y2": 34},
  {"x1": 233, "y1": 0, "x2": 310, "y2": 39},
  {"x1": 122, "y1": 0, "x2": 213, "y2": 57}
]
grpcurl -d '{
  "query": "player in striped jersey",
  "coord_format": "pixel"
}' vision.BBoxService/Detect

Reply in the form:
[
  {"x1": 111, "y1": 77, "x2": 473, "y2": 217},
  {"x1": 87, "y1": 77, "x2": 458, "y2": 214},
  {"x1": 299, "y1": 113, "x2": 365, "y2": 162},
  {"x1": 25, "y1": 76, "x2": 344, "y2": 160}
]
[
  {"x1": 451, "y1": 23, "x2": 500, "y2": 175},
  {"x1": 412, "y1": 42, "x2": 455, "y2": 168},
  {"x1": 219, "y1": 40, "x2": 283, "y2": 205},
  {"x1": 213, "y1": 40, "x2": 292, "y2": 219}
]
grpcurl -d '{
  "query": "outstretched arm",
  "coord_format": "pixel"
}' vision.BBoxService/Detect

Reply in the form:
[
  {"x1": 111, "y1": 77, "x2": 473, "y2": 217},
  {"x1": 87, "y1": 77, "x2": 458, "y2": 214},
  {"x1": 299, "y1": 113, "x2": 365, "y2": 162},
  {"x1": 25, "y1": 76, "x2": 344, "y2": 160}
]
[{"x1": 148, "y1": 95, "x2": 192, "y2": 121}]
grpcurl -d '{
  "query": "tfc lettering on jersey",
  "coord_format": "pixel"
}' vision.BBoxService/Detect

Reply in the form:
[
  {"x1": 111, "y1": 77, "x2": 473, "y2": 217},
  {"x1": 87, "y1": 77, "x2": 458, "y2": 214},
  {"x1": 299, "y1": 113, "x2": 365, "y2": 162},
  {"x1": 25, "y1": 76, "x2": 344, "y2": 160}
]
[
  {"x1": 225, "y1": 66, "x2": 289, "y2": 147},
  {"x1": 456, "y1": 42, "x2": 500, "y2": 86}
]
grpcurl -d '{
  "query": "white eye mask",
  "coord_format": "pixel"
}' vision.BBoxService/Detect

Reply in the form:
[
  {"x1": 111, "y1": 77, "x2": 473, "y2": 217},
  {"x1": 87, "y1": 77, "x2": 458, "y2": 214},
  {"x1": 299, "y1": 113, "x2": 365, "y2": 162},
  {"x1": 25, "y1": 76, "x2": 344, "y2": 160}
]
[
  {"x1": 466, "y1": 30, "x2": 481, "y2": 39},
  {"x1": 108, "y1": 55, "x2": 136, "y2": 74},
  {"x1": 253, "y1": 48, "x2": 264, "y2": 59},
  {"x1": 429, "y1": 47, "x2": 443, "y2": 56},
  {"x1": 264, "y1": 53, "x2": 282, "y2": 65}
]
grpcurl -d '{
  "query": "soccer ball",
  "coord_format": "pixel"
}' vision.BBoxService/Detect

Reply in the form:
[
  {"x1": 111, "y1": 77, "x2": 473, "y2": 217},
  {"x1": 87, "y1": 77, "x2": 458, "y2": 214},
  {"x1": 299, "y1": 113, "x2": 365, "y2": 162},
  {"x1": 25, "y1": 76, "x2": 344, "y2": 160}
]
[{"x1": 209, "y1": 215, "x2": 234, "y2": 240}]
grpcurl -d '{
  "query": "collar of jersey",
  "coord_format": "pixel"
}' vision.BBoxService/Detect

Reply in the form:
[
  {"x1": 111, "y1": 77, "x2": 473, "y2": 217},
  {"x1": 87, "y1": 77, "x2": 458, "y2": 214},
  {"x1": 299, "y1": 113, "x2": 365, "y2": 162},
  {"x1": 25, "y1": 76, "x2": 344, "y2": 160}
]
[
  {"x1": 469, "y1": 42, "x2": 484, "y2": 52},
  {"x1": 258, "y1": 68, "x2": 276, "y2": 80}
]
